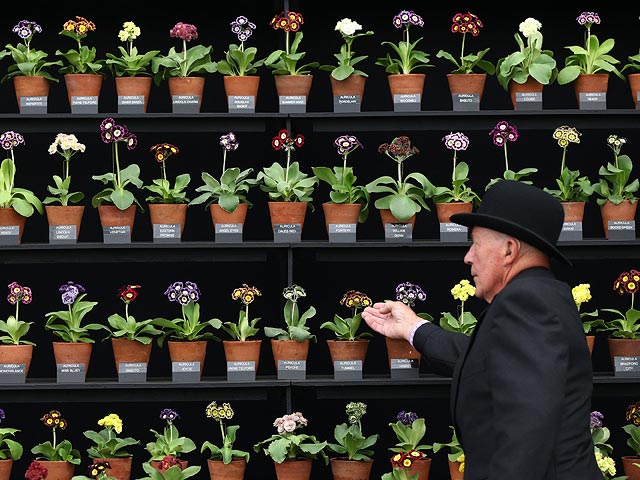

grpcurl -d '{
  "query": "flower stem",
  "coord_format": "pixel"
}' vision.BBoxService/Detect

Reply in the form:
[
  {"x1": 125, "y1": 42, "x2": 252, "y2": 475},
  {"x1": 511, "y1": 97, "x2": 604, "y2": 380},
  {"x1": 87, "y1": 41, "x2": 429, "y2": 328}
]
[
  {"x1": 181, "y1": 39, "x2": 188, "y2": 77},
  {"x1": 560, "y1": 147, "x2": 567, "y2": 175},
  {"x1": 503, "y1": 144, "x2": 509, "y2": 172},
  {"x1": 114, "y1": 143, "x2": 122, "y2": 188},
  {"x1": 459, "y1": 33, "x2": 467, "y2": 69},
  {"x1": 222, "y1": 150, "x2": 227, "y2": 175},
  {"x1": 161, "y1": 161, "x2": 167, "y2": 183},
  {"x1": 285, "y1": 149, "x2": 291, "y2": 184},
  {"x1": 219, "y1": 421, "x2": 226, "y2": 443}
]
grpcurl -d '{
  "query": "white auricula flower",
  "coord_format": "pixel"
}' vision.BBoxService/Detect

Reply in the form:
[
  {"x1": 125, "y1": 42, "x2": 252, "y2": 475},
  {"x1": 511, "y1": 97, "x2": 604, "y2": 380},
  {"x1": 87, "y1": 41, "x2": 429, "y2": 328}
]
[
  {"x1": 335, "y1": 18, "x2": 362, "y2": 37},
  {"x1": 519, "y1": 17, "x2": 542, "y2": 38}
]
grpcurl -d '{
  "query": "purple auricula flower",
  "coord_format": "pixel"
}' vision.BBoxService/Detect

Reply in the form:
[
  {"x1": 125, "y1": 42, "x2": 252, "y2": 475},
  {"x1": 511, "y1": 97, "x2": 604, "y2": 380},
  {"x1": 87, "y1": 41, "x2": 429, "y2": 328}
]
[
  {"x1": 590, "y1": 410, "x2": 603, "y2": 430},
  {"x1": 13, "y1": 20, "x2": 42, "y2": 39},
  {"x1": 230, "y1": 16, "x2": 256, "y2": 43},
  {"x1": 220, "y1": 132, "x2": 239, "y2": 152},
  {"x1": 170, "y1": 22, "x2": 198, "y2": 42},
  {"x1": 334, "y1": 134, "x2": 363, "y2": 157},
  {"x1": 393, "y1": 10, "x2": 424, "y2": 29},
  {"x1": 489, "y1": 121, "x2": 518, "y2": 147},
  {"x1": 576, "y1": 11, "x2": 601, "y2": 26},
  {"x1": 0, "y1": 408, "x2": 5, "y2": 423},
  {"x1": 99, "y1": 118, "x2": 137, "y2": 150},
  {"x1": 160, "y1": 408, "x2": 179, "y2": 423},
  {"x1": 165, "y1": 281, "x2": 200, "y2": 305},
  {"x1": 395, "y1": 282, "x2": 426, "y2": 307},
  {"x1": 443, "y1": 132, "x2": 470, "y2": 151},
  {"x1": 397, "y1": 410, "x2": 418, "y2": 425},
  {"x1": 7, "y1": 282, "x2": 32, "y2": 305},
  {"x1": 0, "y1": 131, "x2": 25, "y2": 152},
  {"x1": 59, "y1": 281, "x2": 85, "y2": 305}
]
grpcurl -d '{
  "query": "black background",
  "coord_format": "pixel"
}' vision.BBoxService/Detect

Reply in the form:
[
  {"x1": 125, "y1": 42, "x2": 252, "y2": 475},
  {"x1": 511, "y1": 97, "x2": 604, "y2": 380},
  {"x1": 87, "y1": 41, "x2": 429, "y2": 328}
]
[{"x1": 0, "y1": 2, "x2": 639, "y2": 479}]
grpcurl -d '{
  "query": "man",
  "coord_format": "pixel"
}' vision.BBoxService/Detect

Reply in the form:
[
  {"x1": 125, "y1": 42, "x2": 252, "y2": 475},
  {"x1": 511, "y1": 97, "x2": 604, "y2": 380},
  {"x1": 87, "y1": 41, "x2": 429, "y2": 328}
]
[{"x1": 362, "y1": 180, "x2": 601, "y2": 480}]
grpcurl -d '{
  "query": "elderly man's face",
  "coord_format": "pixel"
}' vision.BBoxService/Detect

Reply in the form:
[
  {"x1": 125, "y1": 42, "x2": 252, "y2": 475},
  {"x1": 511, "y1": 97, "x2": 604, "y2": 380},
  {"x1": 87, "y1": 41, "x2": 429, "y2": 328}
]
[{"x1": 463, "y1": 226, "x2": 510, "y2": 303}]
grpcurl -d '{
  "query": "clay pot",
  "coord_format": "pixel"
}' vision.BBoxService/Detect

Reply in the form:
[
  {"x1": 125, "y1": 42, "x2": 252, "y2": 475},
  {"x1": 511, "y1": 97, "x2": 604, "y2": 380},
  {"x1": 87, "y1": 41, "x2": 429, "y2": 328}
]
[
  {"x1": 379, "y1": 209, "x2": 416, "y2": 231},
  {"x1": 97, "y1": 205, "x2": 136, "y2": 229},
  {"x1": 274, "y1": 75, "x2": 313, "y2": 99},
  {"x1": 209, "y1": 203, "x2": 249, "y2": 226},
  {"x1": 322, "y1": 203, "x2": 361, "y2": 234},
  {"x1": 330, "y1": 75, "x2": 366, "y2": 99},
  {"x1": 326, "y1": 339, "x2": 369, "y2": 366},
  {"x1": 111, "y1": 338, "x2": 152, "y2": 373},
  {"x1": 273, "y1": 458, "x2": 312, "y2": 480},
  {"x1": 628, "y1": 73, "x2": 640, "y2": 109},
  {"x1": 267, "y1": 202, "x2": 308, "y2": 231},
  {"x1": 94, "y1": 456, "x2": 133, "y2": 480},
  {"x1": 0, "y1": 459, "x2": 13, "y2": 480},
  {"x1": 385, "y1": 337, "x2": 421, "y2": 368},
  {"x1": 206, "y1": 458, "x2": 247, "y2": 480},
  {"x1": 0, "y1": 207, "x2": 27, "y2": 243},
  {"x1": 329, "y1": 458, "x2": 373, "y2": 480},
  {"x1": 509, "y1": 77, "x2": 543, "y2": 110},
  {"x1": 599, "y1": 200, "x2": 638, "y2": 239},
  {"x1": 167, "y1": 340, "x2": 207, "y2": 377},
  {"x1": 586, "y1": 335, "x2": 595, "y2": 357},
  {"x1": 45, "y1": 205, "x2": 85, "y2": 240},
  {"x1": 271, "y1": 339, "x2": 309, "y2": 370},
  {"x1": 223, "y1": 76, "x2": 260, "y2": 101},
  {"x1": 387, "y1": 73, "x2": 426, "y2": 101},
  {"x1": 36, "y1": 460, "x2": 75, "y2": 480},
  {"x1": 148, "y1": 203, "x2": 187, "y2": 236},
  {"x1": 622, "y1": 455, "x2": 640, "y2": 480},
  {"x1": 561, "y1": 201, "x2": 586, "y2": 223},
  {"x1": 435, "y1": 202, "x2": 473, "y2": 223},
  {"x1": 0, "y1": 344, "x2": 33, "y2": 377},
  {"x1": 446, "y1": 73, "x2": 486, "y2": 100},
  {"x1": 168, "y1": 76, "x2": 205, "y2": 110},
  {"x1": 115, "y1": 76, "x2": 152, "y2": 112},
  {"x1": 13, "y1": 76, "x2": 50, "y2": 112},
  {"x1": 573, "y1": 73, "x2": 609, "y2": 106},
  {"x1": 64, "y1": 73, "x2": 103, "y2": 108},
  {"x1": 52, "y1": 342, "x2": 92, "y2": 379},
  {"x1": 608, "y1": 338, "x2": 640, "y2": 369},
  {"x1": 223, "y1": 339, "x2": 262, "y2": 372}
]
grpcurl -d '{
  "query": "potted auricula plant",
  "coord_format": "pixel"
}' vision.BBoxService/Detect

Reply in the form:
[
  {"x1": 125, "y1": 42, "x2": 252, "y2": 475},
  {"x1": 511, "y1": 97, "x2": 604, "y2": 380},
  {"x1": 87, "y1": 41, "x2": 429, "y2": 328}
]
[
  {"x1": 144, "y1": 142, "x2": 191, "y2": 239},
  {"x1": 438, "y1": 279, "x2": 478, "y2": 336},
  {"x1": 486, "y1": 120, "x2": 537, "y2": 190},
  {"x1": 0, "y1": 282, "x2": 35, "y2": 377},
  {"x1": 543, "y1": 126, "x2": 594, "y2": 225},
  {"x1": 0, "y1": 408, "x2": 23, "y2": 474},
  {"x1": 495, "y1": 17, "x2": 557, "y2": 108},
  {"x1": 220, "y1": 284, "x2": 262, "y2": 373},
  {"x1": 31, "y1": 409, "x2": 82, "y2": 470},
  {"x1": 265, "y1": 10, "x2": 319, "y2": 104},
  {"x1": 103, "y1": 284, "x2": 162, "y2": 374},
  {"x1": 105, "y1": 21, "x2": 160, "y2": 112},
  {"x1": 253, "y1": 411, "x2": 328, "y2": 477},
  {"x1": 92, "y1": 117, "x2": 143, "y2": 234},
  {"x1": 388, "y1": 410, "x2": 433, "y2": 479},
  {"x1": 146, "y1": 408, "x2": 196, "y2": 468},
  {"x1": 201, "y1": 400, "x2": 250, "y2": 477},
  {"x1": 43, "y1": 132, "x2": 86, "y2": 241},
  {"x1": 257, "y1": 129, "x2": 318, "y2": 234},
  {"x1": 326, "y1": 401, "x2": 379, "y2": 479},
  {"x1": 0, "y1": 19, "x2": 62, "y2": 111},
  {"x1": 572, "y1": 283, "x2": 603, "y2": 356},
  {"x1": 312, "y1": 134, "x2": 370, "y2": 236},
  {"x1": 365, "y1": 135, "x2": 432, "y2": 227},
  {"x1": 375, "y1": 9, "x2": 432, "y2": 104},
  {"x1": 82, "y1": 412, "x2": 140, "y2": 476},
  {"x1": 152, "y1": 281, "x2": 222, "y2": 379},
  {"x1": 436, "y1": 12, "x2": 495, "y2": 102},
  {"x1": 189, "y1": 132, "x2": 258, "y2": 231},
  {"x1": 557, "y1": 12, "x2": 625, "y2": 106},
  {"x1": 0, "y1": 130, "x2": 44, "y2": 242},
  {"x1": 151, "y1": 22, "x2": 216, "y2": 112},
  {"x1": 56, "y1": 16, "x2": 105, "y2": 109},
  {"x1": 430, "y1": 131, "x2": 480, "y2": 223}
]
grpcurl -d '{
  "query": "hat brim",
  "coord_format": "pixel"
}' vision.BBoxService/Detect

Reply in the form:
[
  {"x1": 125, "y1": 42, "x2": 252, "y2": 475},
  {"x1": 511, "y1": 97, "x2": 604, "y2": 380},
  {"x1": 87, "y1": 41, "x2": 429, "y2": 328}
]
[{"x1": 450, "y1": 212, "x2": 572, "y2": 266}]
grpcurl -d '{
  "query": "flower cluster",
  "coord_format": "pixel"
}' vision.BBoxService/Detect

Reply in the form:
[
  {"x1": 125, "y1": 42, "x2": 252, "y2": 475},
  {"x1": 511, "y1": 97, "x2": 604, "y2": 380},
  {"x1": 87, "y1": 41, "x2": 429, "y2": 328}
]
[
  {"x1": 86, "y1": 460, "x2": 111, "y2": 479},
  {"x1": 0, "y1": 281, "x2": 35, "y2": 345},
  {"x1": 44, "y1": 281, "x2": 101, "y2": 343},
  {"x1": 145, "y1": 142, "x2": 190, "y2": 204},
  {"x1": 623, "y1": 401, "x2": 640, "y2": 457},
  {"x1": 436, "y1": 12, "x2": 494, "y2": 75},
  {"x1": 326, "y1": 401, "x2": 378, "y2": 462},
  {"x1": 7, "y1": 281, "x2": 32, "y2": 306},
  {"x1": 105, "y1": 21, "x2": 160, "y2": 77},
  {"x1": 220, "y1": 132, "x2": 239, "y2": 171},
  {"x1": 118, "y1": 284, "x2": 139, "y2": 304},
  {"x1": 432, "y1": 131, "x2": 479, "y2": 204},
  {"x1": 165, "y1": 281, "x2": 200, "y2": 305},
  {"x1": 274, "y1": 412, "x2": 307, "y2": 434},
  {"x1": 395, "y1": 282, "x2": 426, "y2": 307},
  {"x1": 92, "y1": 118, "x2": 142, "y2": 211},
  {"x1": 32, "y1": 409, "x2": 81, "y2": 463},
  {"x1": 25, "y1": 461, "x2": 47, "y2": 480},
  {"x1": 440, "y1": 279, "x2": 477, "y2": 335},
  {"x1": 59, "y1": 280, "x2": 84, "y2": 305},
  {"x1": 390, "y1": 450, "x2": 424, "y2": 468},
  {"x1": 544, "y1": 126, "x2": 594, "y2": 203},
  {"x1": 572, "y1": 283, "x2": 602, "y2": 334}
]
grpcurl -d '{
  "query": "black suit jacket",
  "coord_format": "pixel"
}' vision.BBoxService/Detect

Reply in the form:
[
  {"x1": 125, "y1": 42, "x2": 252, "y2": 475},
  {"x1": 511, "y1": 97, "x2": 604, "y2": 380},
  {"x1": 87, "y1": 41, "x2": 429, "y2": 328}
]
[{"x1": 413, "y1": 267, "x2": 602, "y2": 480}]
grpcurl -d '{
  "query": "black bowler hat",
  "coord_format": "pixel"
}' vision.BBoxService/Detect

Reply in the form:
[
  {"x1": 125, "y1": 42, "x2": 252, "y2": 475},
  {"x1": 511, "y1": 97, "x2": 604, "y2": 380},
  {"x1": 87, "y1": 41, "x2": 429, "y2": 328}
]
[{"x1": 450, "y1": 180, "x2": 571, "y2": 266}]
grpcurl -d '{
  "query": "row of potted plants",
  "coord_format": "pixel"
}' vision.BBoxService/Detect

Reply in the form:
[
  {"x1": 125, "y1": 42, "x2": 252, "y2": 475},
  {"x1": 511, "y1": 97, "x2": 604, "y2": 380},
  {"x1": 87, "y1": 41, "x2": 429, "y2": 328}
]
[
  {"x1": 2, "y1": 401, "x2": 640, "y2": 480},
  {"x1": 2, "y1": 272, "x2": 639, "y2": 380},
  {"x1": 2, "y1": 121, "x2": 637, "y2": 243},
  {"x1": 0, "y1": 403, "x2": 434, "y2": 480}
]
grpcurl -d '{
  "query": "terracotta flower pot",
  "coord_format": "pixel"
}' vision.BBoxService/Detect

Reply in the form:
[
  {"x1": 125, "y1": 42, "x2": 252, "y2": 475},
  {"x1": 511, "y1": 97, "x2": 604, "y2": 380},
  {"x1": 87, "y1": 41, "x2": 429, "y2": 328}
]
[
  {"x1": 573, "y1": 73, "x2": 609, "y2": 106},
  {"x1": 561, "y1": 201, "x2": 586, "y2": 223},
  {"x1": 274, "y1": 74, "x2": 313, "y2": 99},
  {"x1": 385, "y1": 337, "x2": 421, "y2": 369},
  {"x1": 45, "y1": 205, "x2": 85, "y2": 241},
  {"x1": 267, "y1": 202, "x2": 308, "y2": 231},
  {"x1": 379, "y1": 209, "x2": 416, "y2": 231},
  {"x1": 206, "y1": 458, "x2": 247, "y2": 480},
  {"x1": 115, "y1": 76, "x2": 152, "y2": 112},
  {"x1": 608, "y1": 338, "x2": 640, "y2": 370},
  {"x1": 628, "y1": 73, "x2": 640, "y2": 109},
  {"x1": 273, "y1": 458, "x2": 312, "y2": 480},
  {"x1": 209, "y1": 203, "x2": 249, "y2": 226},
  {"x1": 148, "y1": 203, "x2": 188, "y2": 236},
  {"x1": 223, "y1": 339, "x2": 262, "y2": 372},
  {"x1": 271, "y1": 339, "x2": 309, "y2": 370},
  {"x1": 0, "y1": 344, "x2": 33, "y2": 377},
  {"x1": 509, "y1": 77, "x2": 543, "y2": 110},
  {"x1": 64, "y1": 73, "x2": 103, "y2": 109},
  {"x1": 586, "y1": 335, "x2": 595, "y2": 357},
  {"x1": 330, "y1": 75, "x2": 366, "y2": 99},
  {"x1": 448, "y1": 459, "x2": 464, "y2": 480},
  {"x1": 446, "y1": 73, "x2": 486, "y2": 100},
  {"x1": 387, "y1": 73, "x2": 426, "y2": 101},
  {"x1": 322, "y1": 202, "x2": 361, "y2": 235},
  {"x1": 36, "y1": 460, "x2": 75, "y2": 480},
  {"x1": 13, "y1": 76, "x2": 50, "y2": 112},
  {"x1": 599, "y1": 200, "x2": 638, "y2": 239},
  {"x1": 168, "y1": 340, "x2": 207, "y2": 377},
  {"x1": 329, "y1": 458, "x2": 373, "y2": 480},
  {"x1": 52, "y1": 342, "x2": 92, "y2": 375},
  {"x1": 93, "y1": 456, "x2": 133, "y2": 480},
  {"x1": 111, "y1": 338, "x2": 152, "y2": 373},
  {"x1": 0, "y1": 459, "x2": 13, "y2": 480},
  {"x1": 0, "y1": 207, "x2": 27, "y2": 243},
  {"x1": 169, "y1": 76, "x2": 205, "y2": 111},
  {"x1": 97, "y1": 205, "x2": 137, "y2": 229},
  {"x1": 326, "y1": 339, "x2": 369, "y2": 366},
  {"x1": 622, "y1": 455, "x2": 640, "y2": 480},
  {"x1": 389, "y1": 457, "x2": 431, "y2": 480},
  {"x1": 223, "y1": 76, "x2": 260, "y2": 101},
  {"x1": 435, "y1": 202, "x2": 473, "y2": 223}
]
